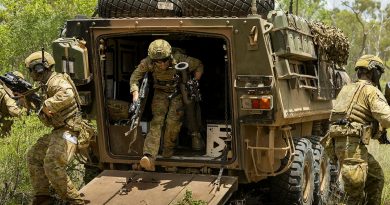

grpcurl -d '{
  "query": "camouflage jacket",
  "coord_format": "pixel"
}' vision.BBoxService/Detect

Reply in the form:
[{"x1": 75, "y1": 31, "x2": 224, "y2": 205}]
[
  {"x1": 39, "y1": 72, "x2": 81, "y2": 128},
  {"x1": 130, "y1": 51, "x2": 204, "y2": 93},
  {"x1": 0, "y1": 84, "x2": 22, "y2": 118},
  {"x1": 330, "y1": 80, "x2": 390, "y2": 129}
]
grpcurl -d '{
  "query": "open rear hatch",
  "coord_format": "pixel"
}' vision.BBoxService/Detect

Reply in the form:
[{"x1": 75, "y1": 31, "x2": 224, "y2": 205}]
[{"x1": 80, "y1": 170, "x2": 238, "y2": 205}]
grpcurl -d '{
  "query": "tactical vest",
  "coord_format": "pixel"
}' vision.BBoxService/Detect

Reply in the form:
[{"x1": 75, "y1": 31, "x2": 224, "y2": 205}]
[
  {"x1": 39, "y1": 73, "x2": 81, "y2": 128},
  {"x1": 151, "y1": 57, "x2": 179, "y2": 92},
  {"x1": 330, "y1": 81, "x2": 374, "y2": 124}
]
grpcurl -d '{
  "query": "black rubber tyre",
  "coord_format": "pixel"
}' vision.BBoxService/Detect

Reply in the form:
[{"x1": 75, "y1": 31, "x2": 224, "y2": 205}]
[
  {"x1": 310, "y1": 136, "x2": 331, "y2": 205},
  {"x1": 97, "y1": 0, "x2": 182, "y2": 18},
  {"x1": 181, "y1": 0, "x2": 275, "y2": 17},
  {"x1": 271, "y1": 138, "x2": 315, "y2": 205}
]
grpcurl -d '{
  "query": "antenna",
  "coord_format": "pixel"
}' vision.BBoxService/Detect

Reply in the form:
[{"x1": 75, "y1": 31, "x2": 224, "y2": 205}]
[
  {"x1": 41, "y1": 47, "x2": 45, "y2": 64},
  {"x1": 250, "y1": 0, "x2": 257, "y2": 15}
]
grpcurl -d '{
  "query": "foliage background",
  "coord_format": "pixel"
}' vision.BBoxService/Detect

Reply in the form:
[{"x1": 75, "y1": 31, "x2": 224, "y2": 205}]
[
  {"x1": 0, "y1": 0, "x2": 96, "y2": 204},
  {"x1": 1, "y1": 0, "x2": 390, "y2": 204}
]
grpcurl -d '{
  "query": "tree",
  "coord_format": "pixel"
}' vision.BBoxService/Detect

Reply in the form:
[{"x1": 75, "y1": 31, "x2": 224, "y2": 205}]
[
  {"x1": 341, "y1": 0, "x2": 381, "y2": 57},
  {"x1": 277, "y1": 0, "x2": 329, "y2": 21},
  {"x1": 0, "y1": 0, "x2": 97, "y2": 74}
]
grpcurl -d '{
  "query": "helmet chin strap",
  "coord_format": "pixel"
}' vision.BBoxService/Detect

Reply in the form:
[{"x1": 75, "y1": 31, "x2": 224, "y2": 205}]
[{"x1": 371, "y1": 68, "x2": 383, "y2": 91}]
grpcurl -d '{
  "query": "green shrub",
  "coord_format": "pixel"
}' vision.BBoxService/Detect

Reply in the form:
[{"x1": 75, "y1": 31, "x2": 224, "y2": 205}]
[
  {"x1": 0, "y1": 113, "x2": 88, "y2": 204},
  {"x1": 0, "y1": 113, "x2": 50, "y2": 204},
  {"x1": 175, "y1": 190, "x2": 207, "y2": 205}
]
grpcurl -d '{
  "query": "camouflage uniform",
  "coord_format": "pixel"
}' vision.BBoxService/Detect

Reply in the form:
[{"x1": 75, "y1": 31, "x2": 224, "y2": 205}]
[
  {"x1": 0, "y1": 83, "x2": 22, "y2": 135},
  {"x1": 130, "y1": 47, "x2": 203, "y2": 160},
  {"x1": 25, "y1": 51, "x2": 85, "y2": 204},
  {"x1": 329, "y1": 77, "x2": 389, "y2": 205}
]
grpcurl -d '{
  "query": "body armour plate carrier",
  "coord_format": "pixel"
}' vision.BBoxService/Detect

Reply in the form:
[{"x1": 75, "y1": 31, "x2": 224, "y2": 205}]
[{"x1": 330, "y1": 81, "x2": 374, "y2": 124}]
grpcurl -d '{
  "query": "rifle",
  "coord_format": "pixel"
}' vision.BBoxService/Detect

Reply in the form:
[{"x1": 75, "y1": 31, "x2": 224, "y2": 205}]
[
  {"x1": 126, "y1": 73, "x2": 149, "y2": 153},
  {"x1": 379, "y1": 82, "x2": 390, "y2": 144},
  {"x1": 0, "y1": 72, "x2": 41, "y2": 110}
]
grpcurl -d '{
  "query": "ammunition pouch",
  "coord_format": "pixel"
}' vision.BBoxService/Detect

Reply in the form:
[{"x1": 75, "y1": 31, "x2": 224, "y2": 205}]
[
  {"x1": 65, "y1": 115, "x2": 96, "y2": 150},
  {"x1": 360, "y1": 124, "x2": 372, "y2": 145},
  {"x1": 77, "y1": 120, "x2": 96, "y2": 150},
  {"x1": 155, "y1": 80, "x2": 176, "y2": 87},
  {"x1": 329, "y1": 122, "x2": 373, "y2": 145},
  {"x1": 320, "y1": 132, "x2": 337, "y2": 162},
  {"x1": 153, "y1": 80, "x2": 177, "y2": 92},
  {"x1": 329, "y1": 122, "x2": 361, "y2": 138}
]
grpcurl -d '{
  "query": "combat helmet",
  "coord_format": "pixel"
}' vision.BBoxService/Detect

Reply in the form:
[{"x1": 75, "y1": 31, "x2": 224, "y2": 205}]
[
  {"x1": 355, "y1": 55, "x2": 386, "y2": 72},
  {"x1": 24, "y1": 51, "x2": 55, "y2": 73},
  {"x1": 148, "y1": 39, "x2": 172, "y2": 60}
]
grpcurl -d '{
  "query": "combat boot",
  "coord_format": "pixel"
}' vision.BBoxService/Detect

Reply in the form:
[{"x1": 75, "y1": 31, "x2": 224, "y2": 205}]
[
  {"x1": 140, "y1": 155, "x2": 155, "y2": 171},
  {"x1": 31, "y1": 195, "x2": 53, "y2": 205},
  {"x1": 191, "y1": 132, "x2": 205, "y2": 151}
]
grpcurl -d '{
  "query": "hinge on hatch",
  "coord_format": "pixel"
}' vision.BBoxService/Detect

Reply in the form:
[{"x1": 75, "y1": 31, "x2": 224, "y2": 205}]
[
  {"x1": 248, "y1": 26, "x2": 259, "y2": 50},
  {"x1": 98, "y1": 39, "x2": 106, "y2": 61}
]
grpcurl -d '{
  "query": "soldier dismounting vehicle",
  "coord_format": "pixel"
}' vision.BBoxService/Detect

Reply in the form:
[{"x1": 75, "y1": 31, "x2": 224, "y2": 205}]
[{"x1": 129, "y1": 39, "x2": 204, "y2": 171}]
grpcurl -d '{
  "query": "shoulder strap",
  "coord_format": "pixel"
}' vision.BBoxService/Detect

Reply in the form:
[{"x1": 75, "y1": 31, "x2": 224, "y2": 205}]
[
  {"x1": 345, "y1": 81, "x2": 368, "y2": 119},
  {"x1": 63, "y1": 73, "x2": 82, "y2": 108}
]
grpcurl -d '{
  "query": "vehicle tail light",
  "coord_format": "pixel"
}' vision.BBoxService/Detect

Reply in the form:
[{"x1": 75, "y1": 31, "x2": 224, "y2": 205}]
[{"x1": 241, "y1": 95, "x2": 273, "y2": 110}]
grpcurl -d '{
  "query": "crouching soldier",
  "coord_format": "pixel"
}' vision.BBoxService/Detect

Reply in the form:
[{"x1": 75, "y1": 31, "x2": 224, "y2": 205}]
[
  {"x1": 25, "y1": 51, "x2": 94, "y2": 205},
  {"x1": 0, "y1": 71, "x2": 25, "y2": 136}
]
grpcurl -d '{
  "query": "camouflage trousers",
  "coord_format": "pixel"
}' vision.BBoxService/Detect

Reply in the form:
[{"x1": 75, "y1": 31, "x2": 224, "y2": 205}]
[
  {"x1": 27, "y1": 128, "x2": 84, "y2": 204},
  {"x1": 334, "y1": 136, "x2": 384, "y2": 205},
  {"x1": 143, "y1": 89, "x2": 184, "y2": 158}
]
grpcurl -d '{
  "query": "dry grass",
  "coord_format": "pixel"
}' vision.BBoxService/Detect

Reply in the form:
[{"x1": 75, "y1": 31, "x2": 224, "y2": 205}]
[{"x1": 367, "y1": 141, "x2": 390, "y2": 205}]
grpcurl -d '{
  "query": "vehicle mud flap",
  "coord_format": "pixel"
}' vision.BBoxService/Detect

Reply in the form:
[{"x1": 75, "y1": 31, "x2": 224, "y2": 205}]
[{"x1": 79, "y1": 170, "x2": 238, "y2": 205}]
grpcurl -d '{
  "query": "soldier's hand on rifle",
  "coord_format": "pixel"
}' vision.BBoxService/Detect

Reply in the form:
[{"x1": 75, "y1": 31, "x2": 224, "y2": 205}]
[
  {"x1": 42, "y1": 105, "x2": 53, "y2": 117},
  {"x1": 194, "y1": 71, "x2": 202, "y2": 81},
  {"x1": 14, "y1": 92, "x2": 28, "y2": 109},
  {"x1": 132, "y1": 90, "x2": 139, "y2": 102}
]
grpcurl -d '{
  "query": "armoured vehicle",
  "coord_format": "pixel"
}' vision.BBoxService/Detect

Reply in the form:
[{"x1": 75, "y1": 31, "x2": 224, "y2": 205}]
[{"x1": 52, "y1": 0, "x2": 350, "y2": 204}]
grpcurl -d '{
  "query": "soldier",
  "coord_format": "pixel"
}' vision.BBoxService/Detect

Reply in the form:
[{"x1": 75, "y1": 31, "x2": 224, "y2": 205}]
[
  {"x1": 130, "y1": 39, "x2": 204, "y2": 171},
  {"x1": 0, "y1": 71, "x2": 25, "y2": 136},
  {"x1": 328, "y1": 55, "x2": 389, "y2": 205},
  {"x1": 25, "y1": 51, "x2": 86, "y2": 205}
]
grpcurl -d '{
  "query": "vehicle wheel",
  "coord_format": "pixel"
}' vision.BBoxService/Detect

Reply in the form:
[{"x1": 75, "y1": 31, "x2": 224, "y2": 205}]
[
  {"x1": 310, "y1": 136, "x2": 331, "y2": 205},
  {"x1": 270, "y1": 138, "x2": 315, "y2": 205},
  {"x1": 97, "y1": 0, "x2": 182, "y2": 18},
  {"x1": 181, "y1": 0, "x2": 274, "y2": 17}
]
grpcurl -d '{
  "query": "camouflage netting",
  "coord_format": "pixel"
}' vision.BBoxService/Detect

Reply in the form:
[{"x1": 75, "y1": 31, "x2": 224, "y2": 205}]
[{"x1": 308, "y1": 21, "x2": 350, "y2": 66}]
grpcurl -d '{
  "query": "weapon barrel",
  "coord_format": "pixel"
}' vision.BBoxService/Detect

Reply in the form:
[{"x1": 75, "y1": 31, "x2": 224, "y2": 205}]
[
  {"x1": 175, "y1": 62, "x2": 192, "y2": 104},
  {"x1": 174, "y1": 62, "x2": 202, "y2": 133},
  {"x1": 175, "y1": 62, "x2": 189, "y2": 83}
]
